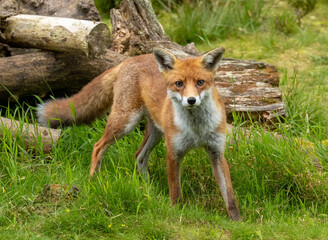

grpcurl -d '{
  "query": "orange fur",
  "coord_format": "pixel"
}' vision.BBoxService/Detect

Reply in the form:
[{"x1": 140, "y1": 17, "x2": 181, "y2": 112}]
[{"x1": 37, "y1": 47, "x2": 241, "y2": 221}]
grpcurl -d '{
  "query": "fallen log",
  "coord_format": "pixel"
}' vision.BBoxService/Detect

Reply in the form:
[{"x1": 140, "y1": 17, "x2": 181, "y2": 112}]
[
  {"x1": 1, "y1": 14, "x2": 110, "y2": 57},
  {"x1": 216, "y1": 58, "x2": 284, "y2": 124},
  {"x1": 0, "y1": 49, "x2": 282, "y2": 123},
  {"x1": 0, "y1": 117, "x2": 61, "y2": 153},
  {"x1": 0, "y1": 50, "x2": 128, "y2": 101}
]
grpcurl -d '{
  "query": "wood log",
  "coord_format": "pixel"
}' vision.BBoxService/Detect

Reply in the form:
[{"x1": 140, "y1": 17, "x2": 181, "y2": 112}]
[
  {"x1": 1, "y1": 14, "x2": 110, "y2": 57},
  {"x1": 5, "y1": 46, "x2": 42, "y2": 56},
  {"x1": 216, "y1": 58, "x2": 284, "y2": 124},
  {"x1": 0, "y1": 50, "x2": 128, "y2": 101},
  {"x1": 0, "y1": 48, "x2": 282, "y2": 123},
  {"x1": 0, "y1": 0, "x2": 101, "y2": 21},
  {"x1": 0, "y1": 117, "x2": 61, "y2": 153},
  {"x1": 0, "y1": 43, "x2": 10, "y2": 57}
]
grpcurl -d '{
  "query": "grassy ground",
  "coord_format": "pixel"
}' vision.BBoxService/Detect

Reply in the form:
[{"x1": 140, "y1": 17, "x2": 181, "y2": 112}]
[{"x1": 1, "y1": 0, "x2": 328, "y2": 239}]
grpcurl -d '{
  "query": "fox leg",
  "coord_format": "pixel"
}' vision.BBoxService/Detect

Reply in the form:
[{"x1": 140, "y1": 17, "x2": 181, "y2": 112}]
[
  {"x1": 134, "y1": 120, "x2": 162, "y2": 174},
  {"x1": 90, "y1": 108, "x2": 144, "y2": 176},
  {"x1": 165, "y1": 139, "x2": 184, "y2": 204},
  {"x1": 208, "y1": 149, "x2": 241, "y2": 221}
]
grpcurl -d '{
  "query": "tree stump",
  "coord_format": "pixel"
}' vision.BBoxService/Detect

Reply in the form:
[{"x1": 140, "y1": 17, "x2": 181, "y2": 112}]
[{"x1": 110, "y1": 0, "x2": 199, "y2": 57}]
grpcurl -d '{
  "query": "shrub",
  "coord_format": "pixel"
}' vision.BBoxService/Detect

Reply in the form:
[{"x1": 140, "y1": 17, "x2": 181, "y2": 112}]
[{"x1": 287, "y1": 0, "x2": 317, "y2": 18}]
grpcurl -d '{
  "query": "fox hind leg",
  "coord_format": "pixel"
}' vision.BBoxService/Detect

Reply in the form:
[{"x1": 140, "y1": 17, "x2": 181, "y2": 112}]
[
  {"x1": 90, "y1": 107, "x2": 144, "y2": 176},
  {"x1": 134, "y1": 120, "x2": 162, "y2": 175}
]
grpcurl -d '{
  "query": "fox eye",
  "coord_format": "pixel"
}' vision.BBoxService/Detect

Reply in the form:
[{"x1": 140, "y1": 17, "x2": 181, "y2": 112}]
[
  {"x1": 197, "y1": 80, "x2": 205, "y2": 86},
  {"x1": 175, "y1": 81, "x2": 184, "y2": 88}
]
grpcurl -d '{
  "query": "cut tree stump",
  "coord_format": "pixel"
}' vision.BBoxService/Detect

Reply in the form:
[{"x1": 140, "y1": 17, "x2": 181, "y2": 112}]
[
  {"x1": 0, "y1": 117, "x2": 61, "y2": 153},
  {"x1": 1, "y1": 14, "x2": 110, "y2": 57}
]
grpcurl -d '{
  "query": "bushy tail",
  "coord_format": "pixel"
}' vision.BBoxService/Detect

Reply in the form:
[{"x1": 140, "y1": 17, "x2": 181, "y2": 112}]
[{"x1": 37, "y1": 66, "x2": 120, "y2": 128}]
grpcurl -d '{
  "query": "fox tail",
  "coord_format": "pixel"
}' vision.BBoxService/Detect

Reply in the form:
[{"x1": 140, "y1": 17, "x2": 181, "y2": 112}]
[{"x1": 37, "y1": 66, "x2": 120, "y2": 128}]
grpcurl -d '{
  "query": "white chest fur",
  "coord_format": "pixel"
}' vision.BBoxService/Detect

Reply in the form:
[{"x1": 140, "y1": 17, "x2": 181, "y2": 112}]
[{"x1": 170, "y1": 88, "x2": 226, "y2": 155}]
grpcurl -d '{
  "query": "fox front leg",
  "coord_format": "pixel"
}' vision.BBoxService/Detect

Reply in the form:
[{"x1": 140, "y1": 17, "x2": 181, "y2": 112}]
[
  {"x1": 165, "y1": 139, "x2": 183, "y2": 204},
  {"x1": 208, "y1": 149, "x2": 241, "y2": 221}
]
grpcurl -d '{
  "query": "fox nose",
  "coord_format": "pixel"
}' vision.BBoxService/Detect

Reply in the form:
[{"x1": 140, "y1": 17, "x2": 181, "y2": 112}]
[{"x1": 187, "y1": 97, "x2": 196, "y2": 105}]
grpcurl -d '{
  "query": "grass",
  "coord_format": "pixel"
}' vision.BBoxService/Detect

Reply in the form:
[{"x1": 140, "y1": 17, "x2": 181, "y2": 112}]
[
  {"x1": 1, "y1": 113, "x2": 327, "y2": 239},
  {"x1": 158, "y1": 0, "x2": 265, "y2": 45},
  {"x1": 1, "y1": 0, "x2": 328, "y2": 239}
]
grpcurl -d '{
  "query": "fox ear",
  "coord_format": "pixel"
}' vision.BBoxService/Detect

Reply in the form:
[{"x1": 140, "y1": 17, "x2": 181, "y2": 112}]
[
  {"x1": 201, "y1": 47, "x2": 225, "y2": 71},
  {"x1": 153, "y1": 48, "x2": 176, "y2": 72}
]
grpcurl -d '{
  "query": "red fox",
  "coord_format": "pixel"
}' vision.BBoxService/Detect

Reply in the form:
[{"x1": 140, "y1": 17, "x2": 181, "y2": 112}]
[{"x1": 37, "y1": 47, "x2": 241, "y2": 221}]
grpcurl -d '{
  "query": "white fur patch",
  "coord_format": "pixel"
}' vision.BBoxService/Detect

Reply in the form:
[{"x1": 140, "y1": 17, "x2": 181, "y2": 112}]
[
  {"x1": 170, "y1": 87, "x2": 225, "y2": 155},
  {"x1": 123, "y1": 108, "x2": 145, "y2": 134},
  {"x1": 167, "y1": 90, "x2": 182, "y2": 103},
  {"x1": 216, "y1": 163, "x2": 228, "y2": 204},
  {"x1": 36, "y1": 101, "x2": 50, "y2": 127},
  {"x1": 168, "y1": 88, "x2": 211, "y2": 109},
  {"x1": 181, "y1": 95, "x2": 201, "y2": 108}
]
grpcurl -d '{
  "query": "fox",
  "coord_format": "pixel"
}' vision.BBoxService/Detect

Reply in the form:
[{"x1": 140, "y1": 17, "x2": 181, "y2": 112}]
[{"x1": 37, "y1": 47, "x2": 241, "y2": 221}]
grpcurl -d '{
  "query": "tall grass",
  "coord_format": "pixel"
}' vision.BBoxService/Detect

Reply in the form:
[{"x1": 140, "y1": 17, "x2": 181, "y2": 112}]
[
  {"x1": 159, "y1": 0, "x2": 264, "y2": 44},
  {"x1": 281, "y1": 76, "x2": 328, "y2": 139}
]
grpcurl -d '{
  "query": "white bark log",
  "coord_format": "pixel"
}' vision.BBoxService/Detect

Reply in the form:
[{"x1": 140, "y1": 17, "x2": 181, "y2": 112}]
[{"x1": 1, "y1": 14, "x2": 110, "y2": 57}]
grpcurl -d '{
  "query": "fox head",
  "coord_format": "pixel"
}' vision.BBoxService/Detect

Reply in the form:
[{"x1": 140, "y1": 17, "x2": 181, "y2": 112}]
[{"x1": 153, "y1": 47, "x2": 224, "y2": 109}]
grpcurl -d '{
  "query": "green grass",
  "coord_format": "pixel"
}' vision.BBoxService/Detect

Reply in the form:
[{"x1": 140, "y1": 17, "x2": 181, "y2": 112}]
[
  {"x1": 1, "y1": 110, "x2": 327, "y2": 239},
  {"x1": 1, "y1": 99, "x2": 327, "y2": 239},
  {"x1": 158, "y1": 0, "x2": 265, "y2": 45},
  {"x1": 1, "y1": 0, "x2": 328, "y2": 239}
]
